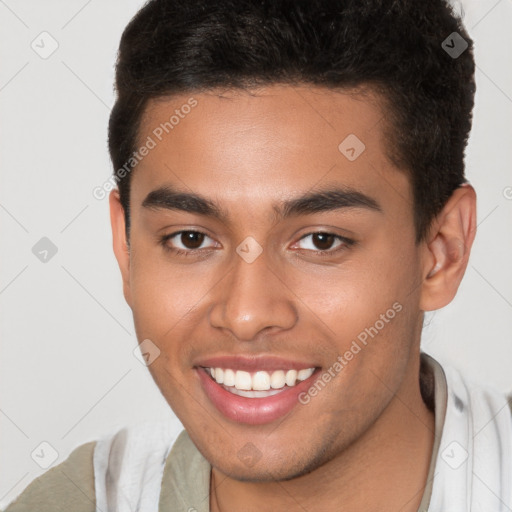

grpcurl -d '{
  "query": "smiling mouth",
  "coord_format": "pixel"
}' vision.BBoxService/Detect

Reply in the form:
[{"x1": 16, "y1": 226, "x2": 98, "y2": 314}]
[{"x1": 202, "y1": 366, "x2": 317, "y2": 398}]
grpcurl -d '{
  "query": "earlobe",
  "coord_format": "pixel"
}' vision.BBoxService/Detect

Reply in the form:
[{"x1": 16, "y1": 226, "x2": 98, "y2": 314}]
[
  {"x1": 420, "y1": 184, "x2": 477, "y2": 311},
  {"x1": 109, "y1": 189, "x2": 132, "y2": 308}
]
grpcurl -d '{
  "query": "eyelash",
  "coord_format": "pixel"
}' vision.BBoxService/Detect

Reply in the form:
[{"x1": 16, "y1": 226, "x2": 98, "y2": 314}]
[{"x1": 158, "y1": 230, "x2": 355, "y2": 258}]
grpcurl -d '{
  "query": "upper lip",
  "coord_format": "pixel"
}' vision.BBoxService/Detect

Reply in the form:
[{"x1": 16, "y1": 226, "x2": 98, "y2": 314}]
[{"x1": 193, "y1": 354, "x2": 319, "y2": 372}]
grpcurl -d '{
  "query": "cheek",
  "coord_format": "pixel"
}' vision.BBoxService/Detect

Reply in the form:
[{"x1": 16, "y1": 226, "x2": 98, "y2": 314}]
[
  {"x1": 285, "y1": 246, "x2": 414, "y2": 337},
  {"x1": 287, "y1": 240, "x2": 419, "y2": 391},
  {"x1": 127, "y1": 249, "x2": 189, "y2": 364},
  {"x1": 129, "y1": 243, "x2": 210, "y2": 326}
]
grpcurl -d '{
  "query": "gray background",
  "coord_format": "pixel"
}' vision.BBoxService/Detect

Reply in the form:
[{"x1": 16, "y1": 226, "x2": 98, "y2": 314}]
[{"x1": 0, "y1": 0, "x2": 511, "y2": 506}]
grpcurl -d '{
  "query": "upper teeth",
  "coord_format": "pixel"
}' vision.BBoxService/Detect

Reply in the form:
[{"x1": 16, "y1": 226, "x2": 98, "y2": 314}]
[{"x1": 207, "y1": 367, "x2": 315, "y2": 391}]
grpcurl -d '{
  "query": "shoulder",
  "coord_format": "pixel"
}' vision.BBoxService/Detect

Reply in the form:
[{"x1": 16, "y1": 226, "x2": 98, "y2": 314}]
[
  {"x1": 94, "y1": 418, "x2": 185, "y2": 512},
  {"x1": 3, "y1": 419, "x2": 184, "y2": 512},
  {"x1": 3, "y1": 440, "x2": 96, "y2": 512},
  {"x1": 158, "y1": 428, "x2": 212, "y2": 512}
]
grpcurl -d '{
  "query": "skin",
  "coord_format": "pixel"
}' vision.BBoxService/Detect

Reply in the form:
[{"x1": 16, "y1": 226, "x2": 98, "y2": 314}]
[{"x1": 109, "y1": 84, "x2": 477, "y2": 511}]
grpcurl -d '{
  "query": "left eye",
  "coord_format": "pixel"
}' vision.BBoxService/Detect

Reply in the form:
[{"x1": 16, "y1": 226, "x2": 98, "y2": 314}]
[{"x1": 294, "y1": 232, "x2": 349, "y2": 252}]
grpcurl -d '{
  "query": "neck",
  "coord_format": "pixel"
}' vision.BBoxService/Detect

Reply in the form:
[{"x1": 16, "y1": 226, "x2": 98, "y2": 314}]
[{"x1": 210, "y1": 354, "x2": 435, "y2": 512}]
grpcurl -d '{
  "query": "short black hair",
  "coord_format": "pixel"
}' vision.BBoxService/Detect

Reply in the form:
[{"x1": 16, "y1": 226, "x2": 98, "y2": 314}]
[{"x1": 108, "y1": 0, "x2": 475, "y2": 244}]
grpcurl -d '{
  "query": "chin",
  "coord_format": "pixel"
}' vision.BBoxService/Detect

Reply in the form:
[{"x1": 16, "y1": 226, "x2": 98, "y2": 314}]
[{"x1": 212, "y1": 444, "x2": 335, "y2": 483}]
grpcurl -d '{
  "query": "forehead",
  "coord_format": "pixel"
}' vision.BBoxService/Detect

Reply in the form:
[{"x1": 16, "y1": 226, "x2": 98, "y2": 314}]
[{"x1": 132, "y1": 84, "x2": 411, "y2": 221}]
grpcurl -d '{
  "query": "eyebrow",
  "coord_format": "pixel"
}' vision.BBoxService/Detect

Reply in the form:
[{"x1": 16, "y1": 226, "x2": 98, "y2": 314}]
[{"x1": 141, "y1": 184, "x2": 383, "y2": 223}]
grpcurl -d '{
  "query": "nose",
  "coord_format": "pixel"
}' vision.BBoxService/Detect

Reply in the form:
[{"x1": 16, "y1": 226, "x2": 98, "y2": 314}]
[{"x1": 208, "y1": 248, "x2": 298, "y2": 341}]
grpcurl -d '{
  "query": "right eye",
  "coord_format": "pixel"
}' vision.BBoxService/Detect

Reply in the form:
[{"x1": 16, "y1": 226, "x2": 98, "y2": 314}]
[{"x1": 159, "y1": 230, "x2": 218, "y2": 256}]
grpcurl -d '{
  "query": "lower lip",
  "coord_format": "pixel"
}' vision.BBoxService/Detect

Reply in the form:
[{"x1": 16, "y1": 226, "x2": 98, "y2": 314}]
[{"x1": 197, "y1": 367, "x2": 318, "y2": 425}]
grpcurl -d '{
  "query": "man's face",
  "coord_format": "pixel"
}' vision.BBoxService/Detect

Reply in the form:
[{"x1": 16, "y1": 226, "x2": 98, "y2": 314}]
[{"x1": 114, "y1": 85, "x2": 427, "y2": 480}]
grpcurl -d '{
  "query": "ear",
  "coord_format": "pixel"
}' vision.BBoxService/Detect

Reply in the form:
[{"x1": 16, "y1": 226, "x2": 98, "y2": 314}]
[
  {"x1": 109, "y1": 189, "x2": 132, "y2": 308},
  {"x1": 419, "y1": 184, "x2": 477, "y2": 311}
]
